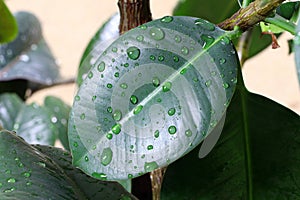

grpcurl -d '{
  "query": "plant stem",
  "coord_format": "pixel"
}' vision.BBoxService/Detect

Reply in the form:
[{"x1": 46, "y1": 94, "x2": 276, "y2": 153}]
[
  {"x1": 219, "y1": 0, "x2": 285, "y2": 31},
  {"x1": 118, "y1": 0, "x2": 152, "y2": 34},
  {"x1": 150, "y1": 167, "x2": 167, "y2": 200},
  {"x1": 265, "y1": 14, "x2": 296, "y2": 35}
]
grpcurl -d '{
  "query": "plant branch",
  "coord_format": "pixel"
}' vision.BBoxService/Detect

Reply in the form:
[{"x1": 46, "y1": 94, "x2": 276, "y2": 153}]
[
  {"x1": 219, "y1": 0, "x2": 285, "y2": 31},
  {"x1": 118, "y1": 0, "x2": 152, "y2": 34},
  {"x1": 264, "y1": 14, "x2": 296, "y2": 35}
]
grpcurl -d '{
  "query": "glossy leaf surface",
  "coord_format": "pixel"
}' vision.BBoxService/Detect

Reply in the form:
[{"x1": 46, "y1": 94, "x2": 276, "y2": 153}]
[
  {"x1": 69, "y1": 16, "x2": 238, "y2": 180},
  {"x1": 0, "y1": 130, "x2": 136, "y2": 200},
  {"x1": 161, "y1": 74, "x2": 300, "y2": 199},
  {"x1": 294, "y1": 15, "x2": 300, "y2": 85},
  {"x1": 0, "y1": 11, "x2": 61, "y2": 91},
  {"x1": 0, "y1": 1, "x2": 18, "y2": 43},
  {"x1": 0, "y1": 93, "x2": 22, "y2": 130},
  {"x1": 77, "y1": 13, "x2": 119, "y2": 86},
  {"x1": 44, "y1": 96, "x2": 71, "y2": 150}
]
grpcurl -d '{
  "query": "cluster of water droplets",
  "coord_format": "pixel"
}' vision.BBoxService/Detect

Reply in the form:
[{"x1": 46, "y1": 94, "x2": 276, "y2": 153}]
[{"x1": 70, "y1": 16, "x2": 238, "y2": 180}]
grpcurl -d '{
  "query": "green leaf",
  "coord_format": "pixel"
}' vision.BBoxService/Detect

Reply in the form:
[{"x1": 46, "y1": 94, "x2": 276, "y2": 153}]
[
  {"x1": 276, "y1": 2, "x2": 299, "y2": 20},
  {"x1": 0, "y1": 1, "x2": 18, "y2": 43},
  {"x1": 294, "y1": 14, "x2": 300, "y2": 85},
  {"x1": 0, "y1": 129, "x2": 80, "y2": 199},
  {"x1": 77, "y1": 13, "x2": 119, "y2": 86},
  {"x1": 13, "y1": 103, "x2": 57, "y2": 145},
  {"x1": 0, "y1": 93, "x2": 23, "y2": 130},
  {"x1": 34, "y1": 145, "x2": 137, "y2": 200},
  {"x1": 0, "y1": 11, "x2": 62, "y2": 93},
  {"x1": 69, "y1": 16, "x2": 238, "y2": 180},
  {"x1": 161, "y1": 73, "x2": 300, "y2": 199},
  {"x1": 44, "y1": 96, "x2": 71, "y2": 150},
  {"x1": 0, "y1": 130, "x2": 137, "y2": 200}
]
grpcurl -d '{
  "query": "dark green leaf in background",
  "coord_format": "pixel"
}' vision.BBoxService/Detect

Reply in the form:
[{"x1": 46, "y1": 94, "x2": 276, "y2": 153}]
[
  {"x1": 44, "y1": 96, "x2": 71, "y2": 150},
  {"x1": 161, "y1": 72, "x2": 300, "y2": 199},
  {"x1": 0, "y1": 11, "x2": 62, "y2": 95},
  {"x1": 77, "y1": 13, "x2": 119, "y2": 86},
  {"x1": 0, "y1": 0, "x2": 18, "y2": 43}
]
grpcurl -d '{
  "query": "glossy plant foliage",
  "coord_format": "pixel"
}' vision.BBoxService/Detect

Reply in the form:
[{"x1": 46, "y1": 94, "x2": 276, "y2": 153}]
[
  {"x1": 294, "y1": 13, "x2": 300, "y2": 85},
  {"x1": 0, "y1": 0, "x2": 17, "y2": 43},
  {"x1": 0, "y1": 130, "x2": 137, "y2": 200},
  {"x1": 69, "y1": 16, "x2": 239, "y2": 180}
]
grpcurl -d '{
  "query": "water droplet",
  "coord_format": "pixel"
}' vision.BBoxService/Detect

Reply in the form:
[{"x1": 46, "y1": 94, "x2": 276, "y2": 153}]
[
  {"x1": 144, "y1": 161, "x2": 158, "y2": 172},
  {"x1": 107, "y1": 107, "x2": 113, "y2": 113},
  {"x1": 130, "y1": 95, "x2": 138, "y2": 104},
  {"x1": 231, "y1": 77, "x2": 237, "y2": 84},
  {"x1": 112, "y1": 110, "x2": 122, "y2": 121},
  {"x1": 139, "y1": 24, "x2": 147, "y2": 30},
  {"x1": 133, "y1": 105, "x2": 143, "y2": 115},
  {"x1": 147, "y1": 145, "x2": 154, "y2": 150},
  {"x1": 221, "y1": 36, "x2": 230, "y2": 45},
  {"x1": 22, "y1": 172, "x2": 31, "y2": 178},
  {"x1": 112, "y1": 47, "x2": 118, "y2": 52},
  {"x1": 26, "y1": 181, "x2": 32, "y2": 186},
  {"x1": 127, "y1": 46, "x2": 140, "y2": 60},
  {"x1": 161, "y1": 16, "x2": 173, "y2": 23},
  {"x1": 149, "y1": 27, "x2": 165, "y2": 40},
  {"x1": 136, "y1": 35, "x2": 144, "y2": 42},
  {"x1": 174, "y1": 35, "x2": 182, "y2": 43},
  {"x1": 168, "y1": 126, "x2": 177, "y2": 134},
  {"x1": 92, "y1": 172, "x2": 107, "y2": 180},
  {"x1": 128, "y1": 174, "x2": 133, "y2": 179},
  {"x1": 150, "y1": 55, "x2": 156, "y2": 61},
  {"x1": 92, "y1": 95, "x2": 97, "y2": 101},
  {"x1": 114, "y1": 72, "x2": 119, "y2": 78},
  {"x1": 19, "y1": 54, "x2": 30, "y2": 62},
  {"x1": 73, "y1": 142, "x2": 78, "y2": 147},
  {"x1": 158, "y1": 55, "x2": 164, "y2": 62},
  {"x1": 107, "y1": 83, "x2": 113, "y2": 88},
  {"x1": 162, "y1": 82, "x2": 172, "y2": 92},
  {"x1": 106, "y1": 133, "x2": 113, "y2": 140},
  {"x1": 210, "y1": 120, "x2": 217, "y2": 127},
  {"x1": 173, "y1": 56, "x2": 179, "y2": 62},
  {"x1": 88, "y1": 71, "x2": 93, "y2": 79},
  {"x1": 184, "y1": 129, "x2": 192, "y2": 137},
  {"x1": 120, "y1": 83, "x2": 128, "y2": 89},
  {"x1": 180, "y1": 68, "x2": 187, "y2": 75},
  {"x1": 4, "y1": 187, "x2": 15, "y2": 193},
  {"x1": 205, "y1": 80, "x2": 212, "y2": 87},
  {"x1": 154, "y1": 130, "x2": 160, "y2": 138},
  {"x1": 112, "y1": 124, "x2": 121, "y2": 134},
  {"x1": 201, "y1": 35, "x2": 215, "y2": 49},
  {"x1": 80, "y1": 113, "x2": 86, "y2": 120},
  {"x1": 219, "y1": 58, "x2": 226, "y2": 64},
  {"x1": 101, "y1": 147, "x2": 113, "y2": 166},
  {"x1": 84, "y1": 156, "x2": 89, "y2": 162},
  {"x1": 75, "y1": 95, "x2": 80, "y2": 101},
  {"x1": 181, "y1": 46, "x2": 189, "y2": 55},
  {"x1": 37, "y1": 161, "x2": 46, "y2": 168},
  {"x1": 7, "y1": 178, "x2": 16, "y2": 183},
  {"x1": 194, "y1": 18, "x2": 215, "y2": 31},
  {"x1": 223, "y1": 83, "x2": 230, "y2": 89},
  {"x1": 97, "y1": 61, "x2": 105, "y2": 72},
  {"x1": 168, "y1": 108, "x2": 176, "y2": 116},
  {"x1": 152, "y1": 77, "x2": 160, "y2": 87}
]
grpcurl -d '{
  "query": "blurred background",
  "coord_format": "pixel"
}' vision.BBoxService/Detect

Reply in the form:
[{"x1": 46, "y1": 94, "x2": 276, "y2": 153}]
[{"x1": 6, "y1": 0, "x2": 300, "y2": 114}]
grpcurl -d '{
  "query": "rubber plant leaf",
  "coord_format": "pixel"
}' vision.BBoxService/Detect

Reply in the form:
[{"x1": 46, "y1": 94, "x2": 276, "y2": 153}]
[
  {"x1": 77, "y1": 13, "x2": 119, "y2": 86},
  {"x1": 0, "y1": 130, "x2": 137, "y2": 200},
  {"x1": 69, "y1": 16, "x2": 238, "y2": 180},
  {"x1": 293, "y1": 13, "x2": 300, "y2": 85},
  {"x1": 0, "y1": 0, "x2": 18, "y2": 43},
  {"x1": 161, "y1": 71, "x2": 300, "y2": 199},
  {"x1": 0, "y1": 11, "x2": 62, "y2": 93},
  {"x1": 44, "y1": 96, "x2": 71, "y2": 150},
  {"x1": 0, "y1": 93, "x2": 22, "y2": 130}
]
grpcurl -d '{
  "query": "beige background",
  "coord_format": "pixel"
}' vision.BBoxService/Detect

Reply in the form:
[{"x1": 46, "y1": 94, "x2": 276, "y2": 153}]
[{"x1": 6, "y1": 0, "x2": 300, "y2": 114}]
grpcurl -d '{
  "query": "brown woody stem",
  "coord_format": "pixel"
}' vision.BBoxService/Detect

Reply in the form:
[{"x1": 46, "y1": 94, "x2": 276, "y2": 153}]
[
  {"x1": 118, "y1": 0, "x2": 152, "y2": 34},
  {"x1": 218, "y1": 0, "x2": 285, "y2": 31},
  {"x1": 150, "y1": 167, "x2": 168, "y2": 200}
]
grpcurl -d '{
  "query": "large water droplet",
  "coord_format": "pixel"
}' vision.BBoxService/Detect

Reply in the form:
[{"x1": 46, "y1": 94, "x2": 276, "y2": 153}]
[
  {"x1": 149, "y1": 27, "x2": 165, "y2": 40},
  {"x1": 185, "y1": 129, "x2": 193, "y2": 137},
  {"x1": 152, "y1": 77, "x2": 160, "y2": 87},
  {"x1": 101, "y1": 147, "x2": 113, "y2": 166},
  {"x1": 201, "y1": 35, "x2": 215, "y2": 49},
  {"x1": 112, "y1": 110, "x2": 122, "y2": 121},
  {"x1": 130, "y1": 95, "x2": 138, "y2": 104},
  {"x1": 158, "y1": 55, "x2": 165, "y2": 62},
  {"x1": 162, "y1": 82, "x2": 172, "y2": 92},
  {"x1": 181, "y1": 46, "x2": 189, "y2": 55},
  {"x1": 147, "y1": 145, "x2": 154, "y2": 150},
  {"x1": 97, "y1": 61, "x2": 106, "y2": 72},
  {"x1": 92, "y1": 172, "x2": 107, "y2": 180},
  {"x1": 168, "y1": 108, "x2": 176, "y2": 116},
  {"x1": 160, "y1": 16, "x2": 173, "y2": 23},
  {"x1": 133, "y1": 105, "x2": 143, "y2": 115},
  {"x1": 127, "y1": 46, "x2": 140, "y2": 60},
  {"x1": 144, "y1": 161, "x2": 158, "y2": 172},
  {"x1": 168, "y1": 126, "x2": 177, "y2": 134},
  {"x1": 112, "y1": 124, "x2": 121, "y2": 134},
  {"x1": 194, "y1": 18, "x2": 215, "y2": 31},
  {"x1": 107, "y1": 83, "x2": 113, "y2": 89},
  {"x1": 106, "y1": 133, "x2": 113, "y2": 140}
]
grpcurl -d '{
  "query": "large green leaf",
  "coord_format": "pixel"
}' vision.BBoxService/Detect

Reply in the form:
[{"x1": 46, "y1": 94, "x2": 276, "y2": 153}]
[
  {"x1": 0, "y1": 11, "x2": 62, "y2": 95},
  {"x1": 0, "y1": 129, "x2": 137, "y2": 199},
  {"x1": 69, "y1": 16, "x2": 238, "y2": 180},
  {"x1": 0, "y1": 93, "x2": 22, "y2": 130},
  {"x1": 161, "y1": 73, "x2": 300, "y2": 199},
  {"x1": 44, "y1": 96, "x2": 71, "y2": 150},
  {"x1": 0, "y1": 0, "x2": 17, "y2": 43},
  {"x1": 77, "y1": 13, "x2": 119, "y2": 86}
]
